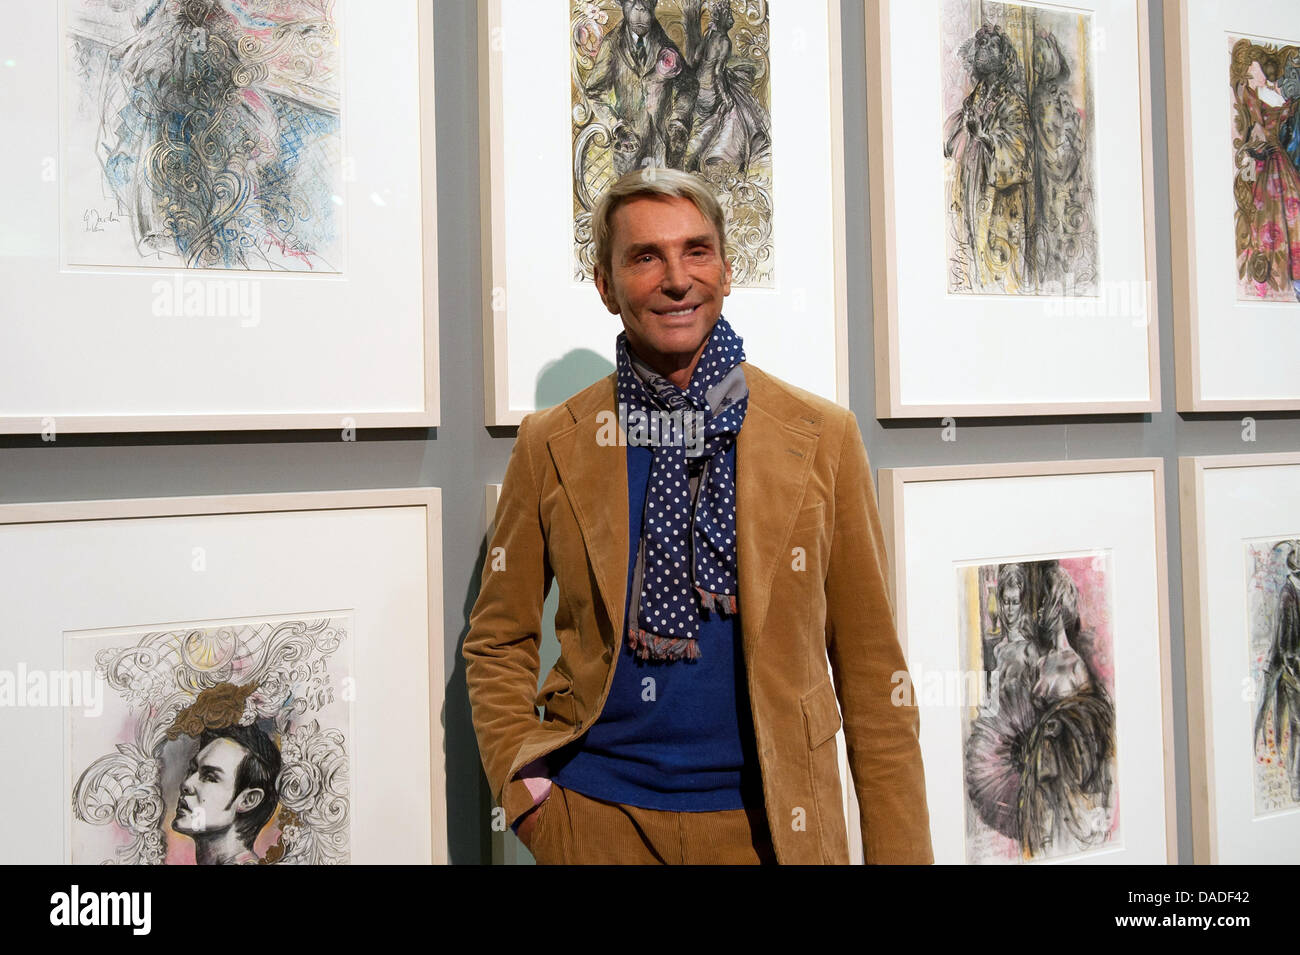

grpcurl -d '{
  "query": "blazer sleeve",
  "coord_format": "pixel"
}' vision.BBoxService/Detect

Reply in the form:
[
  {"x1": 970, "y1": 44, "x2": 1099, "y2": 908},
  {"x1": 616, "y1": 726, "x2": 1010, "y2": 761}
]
[
  {"x1": 824, "y1": 412, "x2": 934, "y2": 863},
  {"x1": 463, "y1": 413, "x2": 554, "y2": 829}
]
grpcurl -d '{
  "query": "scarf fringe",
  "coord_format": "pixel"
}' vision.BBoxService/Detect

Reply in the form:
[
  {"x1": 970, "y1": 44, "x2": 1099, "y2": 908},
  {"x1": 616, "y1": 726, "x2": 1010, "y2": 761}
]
[
  {"x1": 694, "y1": 585, "x2": 738, "y2": 616},
  {"x1": 627, "y1": 627, "x2": 701, "y2": 662}
]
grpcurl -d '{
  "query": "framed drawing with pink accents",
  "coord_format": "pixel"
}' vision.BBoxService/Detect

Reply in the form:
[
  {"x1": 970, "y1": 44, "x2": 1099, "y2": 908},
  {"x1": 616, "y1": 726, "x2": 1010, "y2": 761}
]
[
  {"x1": 1179, "y1": 453, "x2": 1300, "y2": 863},
  {"x1": 1, "y1": 1, "x2": 439, "y2": 433},
  {"x1": 878, "y1": 459, "x2": 1174, "y2": 864},
  {"x1": 0, "y1": 488, "x2": 445, "y2": 865},
  {"x1": 1165, "y1": 1, "x2": 1300, "y2": 410},
  {"x1": 867, "y1": 0, "x2": 1160, "y2": 417}
]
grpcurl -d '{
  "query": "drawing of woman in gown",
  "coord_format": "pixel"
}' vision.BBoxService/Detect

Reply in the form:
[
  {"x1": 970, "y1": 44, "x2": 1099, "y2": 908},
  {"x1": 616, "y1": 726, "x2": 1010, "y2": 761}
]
[
  {"x1": 681, "y1": 0, "x2": 771, "y2": 175},
  {"x1": 1256, "y1": 541, "x2": 1300, "y2": 803},
  {"x1": 965, "y1": 561, "x2": 1115, "y2": 860},
  {"x1": 1232, "y1": 41, "x2": 1300, "y2": 302},
  {"x1": 1029, "y1": 30, "x2": 1097, "y2": 294}
]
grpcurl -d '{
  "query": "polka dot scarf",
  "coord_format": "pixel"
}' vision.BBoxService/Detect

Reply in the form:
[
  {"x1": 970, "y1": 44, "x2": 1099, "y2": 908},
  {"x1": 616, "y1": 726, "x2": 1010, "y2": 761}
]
[{"x1": 616, "y1": 316, "x2": 749, "y2": 662}]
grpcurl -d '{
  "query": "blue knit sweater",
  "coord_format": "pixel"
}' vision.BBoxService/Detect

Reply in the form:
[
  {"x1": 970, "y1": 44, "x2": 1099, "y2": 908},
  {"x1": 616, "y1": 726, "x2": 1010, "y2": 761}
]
[{"x1": 549, "y1": 441, "x2": 762, "y2": 810}]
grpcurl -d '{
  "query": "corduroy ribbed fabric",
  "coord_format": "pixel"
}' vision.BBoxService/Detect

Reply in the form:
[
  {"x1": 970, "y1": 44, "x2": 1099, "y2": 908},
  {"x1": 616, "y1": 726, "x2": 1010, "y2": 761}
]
[{"x1": 527, "y1": 783, "x2": 776, "y2": 865}]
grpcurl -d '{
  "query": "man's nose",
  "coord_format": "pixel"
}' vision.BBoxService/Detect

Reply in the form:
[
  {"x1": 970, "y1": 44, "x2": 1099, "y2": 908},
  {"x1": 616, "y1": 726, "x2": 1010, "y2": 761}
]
[{"x1": 661, "y1": 256, "x2": 690, "y2": 296}]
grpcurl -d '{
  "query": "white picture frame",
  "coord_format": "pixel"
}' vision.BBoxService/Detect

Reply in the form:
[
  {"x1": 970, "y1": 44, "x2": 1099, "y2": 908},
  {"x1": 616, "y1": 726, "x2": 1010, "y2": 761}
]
[
  {"x1": 0, "y1": 1, "x2": 439, "y2": 433},
  {"x1": 867, "y1": 0, "x2": 1161, "y2": 417},
  {"x1": 0, "y1": 487, "x2": 445, "y2": 864},
  {"x1": 878, "y1": 459, "x2": 1175, "y2": 864},
  {"x1": 479, "y1": 0, "x2": 849, "y2": 426},
  {"x1": 1165, "y1": 0, "x2": 1300, "y2": 411},
  {"x1": 1179, "y1": 452, "x2": 1300, "y2": 863}
]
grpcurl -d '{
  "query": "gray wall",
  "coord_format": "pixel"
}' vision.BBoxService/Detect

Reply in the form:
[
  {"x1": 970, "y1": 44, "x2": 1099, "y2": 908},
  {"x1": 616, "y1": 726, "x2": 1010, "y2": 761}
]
[{"x1": 3, "y1": 0, "x2": 1298, "y2": 864}]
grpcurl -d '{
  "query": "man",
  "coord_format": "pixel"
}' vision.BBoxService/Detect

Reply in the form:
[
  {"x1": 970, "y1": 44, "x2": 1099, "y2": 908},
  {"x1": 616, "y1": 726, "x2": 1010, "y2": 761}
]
[
  {"x1": 172, "y1": 723, "x2": 281, "y2": 865},
  {"x1": 583, "y1": 0, "x2": 698, "y2": 175},
  {"x1": 464, "y1": 167, "x2": 932, "y2": 864}
]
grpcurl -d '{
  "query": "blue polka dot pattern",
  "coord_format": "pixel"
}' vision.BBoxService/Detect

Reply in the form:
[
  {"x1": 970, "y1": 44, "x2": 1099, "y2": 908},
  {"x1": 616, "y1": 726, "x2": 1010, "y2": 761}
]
[{"x1": 616, "y1": 316, "x2": 748, "y2": 662}]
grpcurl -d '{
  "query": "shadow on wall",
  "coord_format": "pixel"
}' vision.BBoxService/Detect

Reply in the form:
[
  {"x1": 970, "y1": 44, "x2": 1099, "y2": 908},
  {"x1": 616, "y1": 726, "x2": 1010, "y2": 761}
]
[{"x1": 535, "y1": 348, "x2": 615, "y2": 410}]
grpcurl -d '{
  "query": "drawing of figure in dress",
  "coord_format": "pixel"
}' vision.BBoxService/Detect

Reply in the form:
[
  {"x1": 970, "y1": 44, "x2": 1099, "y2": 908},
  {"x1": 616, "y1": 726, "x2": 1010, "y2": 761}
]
[
  {"x1": 1256, "y1": 541, "x2": 1300, "y2": 801},
  {"x1": 1232, "y1": 42, "x2": 1300, "y2": 302},
  {"x1": 680, "y1": 0, "x2": 770, "y2": 175}
]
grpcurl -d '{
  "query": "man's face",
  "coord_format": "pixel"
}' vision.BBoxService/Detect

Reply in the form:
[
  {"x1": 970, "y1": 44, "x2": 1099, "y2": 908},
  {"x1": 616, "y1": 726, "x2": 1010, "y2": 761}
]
[
  {"x1": 594, "y1": 194, "x2": 732, "y2": 371},
  {"x1": 622, "y1": 0, "x2": 654, "y2": 38},
  {"x1": 173, "y1": 737, "x2": 254, "y2": 836}
]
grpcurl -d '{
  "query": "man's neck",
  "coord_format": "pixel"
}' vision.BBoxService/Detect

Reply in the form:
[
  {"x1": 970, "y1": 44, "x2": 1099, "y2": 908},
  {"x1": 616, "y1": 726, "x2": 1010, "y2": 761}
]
[
  {"x1": 193, "y1": 828, "x2": 252, "y2": 865},
  {"x1": 627, "y1": 343, "x2": 707, "y2": 390}
]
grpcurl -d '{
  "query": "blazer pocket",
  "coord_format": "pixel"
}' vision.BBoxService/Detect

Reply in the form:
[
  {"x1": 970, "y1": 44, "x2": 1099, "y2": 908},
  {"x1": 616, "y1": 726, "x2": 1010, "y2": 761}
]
[
  {"x1": 800, "y1": 678, "x2": 842, "y2": 750},
  {"x1": 538, "y1": 670, "x2": 578, "y2": 727},
  {"x1": 790, "y1": 502, "x2": 825, "y2": 536}
]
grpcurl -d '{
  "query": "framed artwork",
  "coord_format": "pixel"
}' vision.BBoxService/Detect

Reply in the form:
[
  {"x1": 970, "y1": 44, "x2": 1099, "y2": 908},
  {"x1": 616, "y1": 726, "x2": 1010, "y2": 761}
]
[
  {"x1": 867, "y1": 0, "x2": 1160, "y2": 417},
  {"x1": 480, "y1": 0, "x2": 848, "y2": 425},
  {"x1": 0, "y1": 488, "x2": 445, "y2": 864},
  {"x1": 878, "y1": 459, "x2": 1174, "y2": 863},
  {"x1": 0, "y1": 1, "x2": 439, "y2": 432},
  {"x1": 483, "y1": 483, "x2": 861, "y2": 862},
  {"x1": 1179, "y1": 453, "x2": 1300, "y2": 863},
  {"x1": 1165, "y1": 1, "x2": 1300, "y2": 410}
]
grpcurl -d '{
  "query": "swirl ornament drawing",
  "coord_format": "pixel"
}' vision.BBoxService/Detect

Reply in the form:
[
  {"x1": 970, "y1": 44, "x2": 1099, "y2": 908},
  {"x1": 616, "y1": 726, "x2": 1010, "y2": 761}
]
[
  {"x1": 64, "y1": 0, "x2": 343, "y2": 271},
  {"x1": 570, "y1": 0, "x2": 774, "y2": 286},
  {"x1": 69, "y1": 615, "x2": 351, "y2": 865}
]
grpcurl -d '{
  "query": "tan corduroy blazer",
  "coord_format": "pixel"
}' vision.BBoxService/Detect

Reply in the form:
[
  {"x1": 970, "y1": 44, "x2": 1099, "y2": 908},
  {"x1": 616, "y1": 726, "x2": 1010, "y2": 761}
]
[{"x1": 463, "y1": 363, "x2": 933, "y2": 864}]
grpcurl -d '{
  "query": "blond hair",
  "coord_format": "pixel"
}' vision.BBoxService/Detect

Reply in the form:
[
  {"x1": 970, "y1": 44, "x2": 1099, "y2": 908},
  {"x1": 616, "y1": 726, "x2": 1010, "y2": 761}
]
[{"x1": 591, "y1": 167, "x2": 728, "y2": 277}]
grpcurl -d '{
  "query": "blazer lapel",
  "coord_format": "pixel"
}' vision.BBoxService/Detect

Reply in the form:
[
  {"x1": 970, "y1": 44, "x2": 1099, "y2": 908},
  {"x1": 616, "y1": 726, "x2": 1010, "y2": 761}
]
[
  {"x1": 735, "y1": 365, "x2": 819, "y2": 660},
  {"x1": 547, "y1": 378, "x2": 630, "y2": 649},
  {"x1": 544, "y1": 364, "x2": 820, "y2": 659}
]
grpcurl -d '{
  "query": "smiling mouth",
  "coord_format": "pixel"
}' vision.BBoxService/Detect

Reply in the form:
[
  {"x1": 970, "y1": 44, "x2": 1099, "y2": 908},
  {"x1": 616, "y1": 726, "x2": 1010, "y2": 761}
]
[{"x1": 655, "y1": 304, "x2": 700, "y2": 317}]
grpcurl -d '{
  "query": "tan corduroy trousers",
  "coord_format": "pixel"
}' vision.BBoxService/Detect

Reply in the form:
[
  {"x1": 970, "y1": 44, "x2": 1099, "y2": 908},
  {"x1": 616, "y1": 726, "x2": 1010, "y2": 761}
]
[{"x1": 527, "y1": 784, "x2": 777, "y2": 865}]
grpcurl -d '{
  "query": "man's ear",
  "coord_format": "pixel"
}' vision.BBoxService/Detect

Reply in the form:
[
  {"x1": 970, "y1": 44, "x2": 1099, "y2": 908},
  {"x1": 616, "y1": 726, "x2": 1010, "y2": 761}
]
[
  {"x1": 234, "y1": 787, "x2": 265, "y2": 813},
  {"x1": 721, "y1": 256, "x2": 732, "y2": 298},
  {"x1": 593, "y1": 265, "x2": 621, "y2": 316}
]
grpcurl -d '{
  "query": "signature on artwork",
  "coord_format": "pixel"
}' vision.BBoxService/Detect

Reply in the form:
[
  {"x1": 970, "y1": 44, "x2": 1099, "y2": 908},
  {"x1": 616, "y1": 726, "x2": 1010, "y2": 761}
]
[{"x1": 82, "y1": 207, "x2": 121, "y2": 232}]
